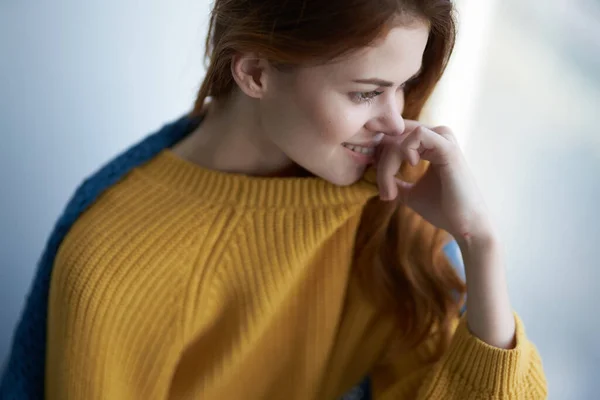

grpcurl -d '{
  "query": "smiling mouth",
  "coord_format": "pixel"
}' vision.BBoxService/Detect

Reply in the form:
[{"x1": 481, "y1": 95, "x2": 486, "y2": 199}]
[{"x1": 342, "y1": 143, "x2": 377, "y2": 156}]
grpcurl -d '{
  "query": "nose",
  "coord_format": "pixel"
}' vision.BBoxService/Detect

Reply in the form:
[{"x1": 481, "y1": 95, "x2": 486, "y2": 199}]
[
  {"x1": 382, "y1": 108, "x2": 405, "y2": 137},
  {"x1": 367, "y1": 95, "x2": 405, "y2": 137}
]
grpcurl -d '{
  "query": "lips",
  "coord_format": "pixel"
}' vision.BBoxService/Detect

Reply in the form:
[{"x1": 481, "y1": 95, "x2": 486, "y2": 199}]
[
  {"x1": 342, "y1": 133, "x2": 384, "y2": 162},
  {"x1": 342, "y1": 143, "x2": 376, "y2": 155}
]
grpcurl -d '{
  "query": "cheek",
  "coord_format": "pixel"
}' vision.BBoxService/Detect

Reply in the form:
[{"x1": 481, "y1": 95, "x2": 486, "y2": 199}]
[
  {"x1": 273, "y1": 76, "x2": 369, "y2": 146},
  {"x1": 308, "y1": 94, "x2": 370, "y2": 144}
]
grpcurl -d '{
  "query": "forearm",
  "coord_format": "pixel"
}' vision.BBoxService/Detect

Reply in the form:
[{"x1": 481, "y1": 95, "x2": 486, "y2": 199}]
[{"x1": 458, "y1": 232, "x2": 516, "y2": 349}]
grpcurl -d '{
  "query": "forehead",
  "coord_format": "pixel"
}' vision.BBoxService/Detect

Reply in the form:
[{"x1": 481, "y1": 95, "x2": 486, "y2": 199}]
[{"x1": 304, "y1": 21, "x2": 430, "y2": 84}]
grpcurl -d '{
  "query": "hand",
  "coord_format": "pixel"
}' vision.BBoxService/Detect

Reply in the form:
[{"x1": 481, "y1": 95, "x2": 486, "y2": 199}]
[
  {"x1": 376, "y1": 121, "x2": 517, "y2": 349},
  {"x1": 375, "y1": 120, "x2": 493, "y2": 242}
]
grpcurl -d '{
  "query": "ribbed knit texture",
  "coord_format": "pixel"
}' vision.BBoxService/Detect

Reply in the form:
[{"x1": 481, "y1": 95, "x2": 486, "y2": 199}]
[{"x1": 2, "y1": 115, "x2": 547, "y2": 399}]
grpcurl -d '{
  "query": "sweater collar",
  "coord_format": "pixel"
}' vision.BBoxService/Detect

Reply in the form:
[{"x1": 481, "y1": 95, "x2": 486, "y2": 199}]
[{"x1": 138, "y1": 114, "x2": 379, "y2": 208}]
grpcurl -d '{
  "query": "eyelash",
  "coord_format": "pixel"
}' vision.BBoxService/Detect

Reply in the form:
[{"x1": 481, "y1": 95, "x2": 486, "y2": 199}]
[
  {"x1": 352, "y1": 90, "x2": 384, "y2": 105},
  {"x1": 351, "y1": 80, "x2": 415, "y2": 105}
]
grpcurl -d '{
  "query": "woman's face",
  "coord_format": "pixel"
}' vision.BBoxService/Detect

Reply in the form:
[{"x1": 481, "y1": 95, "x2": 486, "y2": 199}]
[{"x1": 258, "y1": 20, "x2": 430, "y2": 186}]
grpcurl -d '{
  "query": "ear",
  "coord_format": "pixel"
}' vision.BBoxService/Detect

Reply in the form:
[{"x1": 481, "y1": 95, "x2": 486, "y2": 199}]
[{"x1": 231, "y1": 53, "x2": 270, "y2": 99}]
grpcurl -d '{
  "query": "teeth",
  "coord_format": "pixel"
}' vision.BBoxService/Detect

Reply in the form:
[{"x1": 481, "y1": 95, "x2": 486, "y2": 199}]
[{"x1": 343, "y1": 143, "x2": 375, "y2": 155}]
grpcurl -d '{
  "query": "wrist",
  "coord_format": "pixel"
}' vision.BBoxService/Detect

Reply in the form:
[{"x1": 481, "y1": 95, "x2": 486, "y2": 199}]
[
  {"x1": 455, "y1": 222, "x2": 499, "y2": 253},
  {"x1": 458, "y1": 229, "x2": 515, "y2": 349}
]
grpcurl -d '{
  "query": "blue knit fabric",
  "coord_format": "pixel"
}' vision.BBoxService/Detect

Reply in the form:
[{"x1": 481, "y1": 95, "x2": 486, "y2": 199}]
[{"x1": 0, "y1": 115, "x2": 464, "y2": 399}]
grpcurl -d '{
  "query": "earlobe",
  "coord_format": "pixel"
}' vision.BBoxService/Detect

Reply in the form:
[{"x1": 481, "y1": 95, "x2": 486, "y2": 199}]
[{"x1": 230, "y1": 53, "x2": 268, "y2": 99}]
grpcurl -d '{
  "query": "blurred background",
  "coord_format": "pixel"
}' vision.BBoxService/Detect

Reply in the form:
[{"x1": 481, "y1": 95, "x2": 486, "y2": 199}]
[{"x1": 1, "y1": 0, "x2": 598, "y2": 398}]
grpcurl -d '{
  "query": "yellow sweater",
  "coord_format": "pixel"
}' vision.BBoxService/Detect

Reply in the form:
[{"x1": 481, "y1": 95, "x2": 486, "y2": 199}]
[{"x1": 46, "y1": 149, "x2": 547, "y2": 399}]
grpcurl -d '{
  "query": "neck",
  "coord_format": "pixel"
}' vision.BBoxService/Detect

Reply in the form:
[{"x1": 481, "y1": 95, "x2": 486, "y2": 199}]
[{"x1": 173, "y1": 91, "x2": 307, "y2": 178}]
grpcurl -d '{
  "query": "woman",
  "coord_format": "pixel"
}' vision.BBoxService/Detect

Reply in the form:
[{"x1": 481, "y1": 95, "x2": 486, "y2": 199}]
[{"x1": 1, "y1": 0, "x2": 547, "y2": 398}]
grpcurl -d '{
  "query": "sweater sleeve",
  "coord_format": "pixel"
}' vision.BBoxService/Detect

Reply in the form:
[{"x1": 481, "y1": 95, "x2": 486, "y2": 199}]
[{"x1": 371, "y1": 313, "x2": 548, "y2": 399}]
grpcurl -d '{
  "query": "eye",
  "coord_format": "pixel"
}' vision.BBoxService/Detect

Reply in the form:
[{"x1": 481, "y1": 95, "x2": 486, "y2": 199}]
[{"x1": 351, "y1": 90, "x2": 384, "y2": 105}]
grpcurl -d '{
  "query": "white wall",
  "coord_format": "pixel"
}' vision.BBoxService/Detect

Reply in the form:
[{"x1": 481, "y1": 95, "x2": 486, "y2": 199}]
[
  {"x1": 0, "y1": 0, "x2": 209, "y2": 362},
  {"x1": 443, "y1": 1, "x2": 600, "y2": 398}
]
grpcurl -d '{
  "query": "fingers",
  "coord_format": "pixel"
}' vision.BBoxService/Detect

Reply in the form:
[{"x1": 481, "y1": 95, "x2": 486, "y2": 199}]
[
  {"x1": 376, "y1": 137, "x2": 402, "y2": 201},
  {"x1": 375, "y1": 121, "x2": 424, "y2": 200},
  {"x1": 394, "y1": 178, "x2": 415, "y2": 189},
  {"x1": 431, "y1": 125, "x2": 459, "y2": 145},
  {"x1": 405, "y1": 121, "x2": 458, "y2": 145},
  {"x1": 399, "y1": 125, "x2": 455, "y2": 166},
  {"x1": 375, "y1": 122, "x2": 459, "y2": 201},
  {"x1": 403, "y1": 119, "x2": 424, "y2": 132}
]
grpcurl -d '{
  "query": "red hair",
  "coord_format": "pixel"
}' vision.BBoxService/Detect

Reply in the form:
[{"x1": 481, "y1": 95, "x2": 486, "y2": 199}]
[{"x1": 190, "y1": 0, "x2": 466, "y2": 363}]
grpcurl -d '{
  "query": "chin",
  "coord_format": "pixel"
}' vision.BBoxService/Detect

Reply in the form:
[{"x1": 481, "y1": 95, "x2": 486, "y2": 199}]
[
  {"x1": 294, "y1": 155, "x2": 367, "y2": 186},
  {"x1": 319, "y1": 169, "x2": 365, "y2": 187}
]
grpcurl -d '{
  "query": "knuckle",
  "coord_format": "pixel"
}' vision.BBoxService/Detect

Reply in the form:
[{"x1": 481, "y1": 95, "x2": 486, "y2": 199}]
[
  {"x1": 434, "y1": 125, "x2": 453, "y2": 135},
  {"x1": 415, "y1": 126, "x2": 428, "y2": 137},
  {"x1": 434, "y1": 125, "x2": 457, "y2": 141}
]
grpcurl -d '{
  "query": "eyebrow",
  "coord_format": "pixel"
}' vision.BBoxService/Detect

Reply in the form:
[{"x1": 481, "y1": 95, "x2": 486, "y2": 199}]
[{"x1": 352, "y1": 70, "x2": 421, "y2": 88}]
